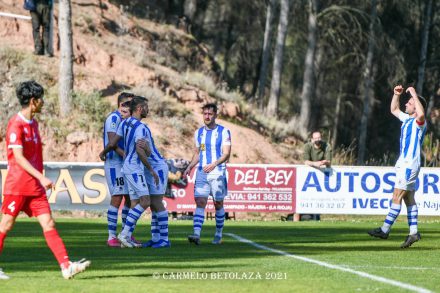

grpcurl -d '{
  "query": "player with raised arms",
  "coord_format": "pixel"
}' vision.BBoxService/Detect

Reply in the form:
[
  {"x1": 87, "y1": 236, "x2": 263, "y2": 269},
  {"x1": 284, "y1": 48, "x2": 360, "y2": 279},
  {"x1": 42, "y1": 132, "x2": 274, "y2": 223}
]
[{"x1": 368, "y1": 85, "x2": 427, "y2": 248}]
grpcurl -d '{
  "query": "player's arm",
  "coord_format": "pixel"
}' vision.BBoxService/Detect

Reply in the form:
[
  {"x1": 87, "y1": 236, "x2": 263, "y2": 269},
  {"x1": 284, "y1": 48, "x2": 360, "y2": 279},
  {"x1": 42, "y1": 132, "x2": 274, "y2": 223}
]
[
  {"x1": 99, "y1": 134, "x2": 122, "y2": 161},
  {"x1": 12, "y1": 148, "x2": 53, "y2": 189},
  {"x1": 305, "y1": 160, "x2": 322, "y2": 168},
  {"x1": 183, "y1": 146, "x2": 200, "y2": 177},
  {"x1": 136, "y1": 143, "x2": 158, "y2": 186},
  {"x1": 107, "y1": 132, "x2": 124, "y2": 157},
  {"x1": 390, "y1": 85, "x2": 403, "y2": 119},
  {"x1": 406, "y1": 87, "x2": 425, "y2": 124},
  {"x1": 203, "y1": 144, "x2": 231, "y2": 173},
  {"x1": 136, "y1": 138, "x2": 151, "y2": 157}
]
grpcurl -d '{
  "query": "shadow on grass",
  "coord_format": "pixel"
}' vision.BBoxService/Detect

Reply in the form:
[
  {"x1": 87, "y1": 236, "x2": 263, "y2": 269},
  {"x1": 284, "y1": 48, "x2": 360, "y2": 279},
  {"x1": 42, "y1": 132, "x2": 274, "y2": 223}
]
[{"x1": 1, "y1": 220, "x2": 439, "y2": 273}]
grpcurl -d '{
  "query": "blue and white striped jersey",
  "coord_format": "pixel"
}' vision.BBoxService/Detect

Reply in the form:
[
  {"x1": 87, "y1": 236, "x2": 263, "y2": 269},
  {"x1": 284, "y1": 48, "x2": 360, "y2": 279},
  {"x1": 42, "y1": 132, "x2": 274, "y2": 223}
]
[
  {"x1": 143, "y1": 123, "x2": 165, "y2": 166},
  {"x1": 103, "y1": 111, "x2": 125, "y2": 166},
  {"x1": 396, "y1": 111, "x2": 427, "y2": 168},
  {"x1": 194, "y1": 124, "x2": 231, "y2": 173},
  {"x1": 116, "y1": 117, "x2": 148, "y2": 174}
]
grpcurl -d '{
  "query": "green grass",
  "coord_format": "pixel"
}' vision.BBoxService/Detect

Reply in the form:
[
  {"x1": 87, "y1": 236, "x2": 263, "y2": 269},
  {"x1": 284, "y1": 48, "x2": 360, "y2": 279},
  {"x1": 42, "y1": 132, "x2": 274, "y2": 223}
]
[{"x1": 0, "y1": 218, "x2": 439, "y2": 292}]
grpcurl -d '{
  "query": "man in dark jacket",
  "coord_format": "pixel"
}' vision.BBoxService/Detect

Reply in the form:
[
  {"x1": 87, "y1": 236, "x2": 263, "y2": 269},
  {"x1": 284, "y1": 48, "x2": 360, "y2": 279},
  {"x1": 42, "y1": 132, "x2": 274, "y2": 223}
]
[{"x1": 29, "y1": 0, "x2": 53, "y2": 56}]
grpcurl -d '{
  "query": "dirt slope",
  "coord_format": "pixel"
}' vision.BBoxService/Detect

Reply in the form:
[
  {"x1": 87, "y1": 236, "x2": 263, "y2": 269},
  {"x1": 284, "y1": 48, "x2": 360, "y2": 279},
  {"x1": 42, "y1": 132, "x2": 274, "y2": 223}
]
[{"x1": 0, "y1": 0, "x2": 291, "y2": 164}]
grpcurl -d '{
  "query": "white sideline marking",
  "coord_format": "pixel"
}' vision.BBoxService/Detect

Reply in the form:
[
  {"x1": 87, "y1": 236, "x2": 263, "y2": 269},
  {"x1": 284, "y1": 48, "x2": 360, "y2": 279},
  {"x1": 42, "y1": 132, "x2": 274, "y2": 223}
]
[
  {"x1": 226, "y1": 233, "x2": 432, "y2": 293},
  {"x1": 341, "y1": 265, "x2": 439, "y2": 271}
]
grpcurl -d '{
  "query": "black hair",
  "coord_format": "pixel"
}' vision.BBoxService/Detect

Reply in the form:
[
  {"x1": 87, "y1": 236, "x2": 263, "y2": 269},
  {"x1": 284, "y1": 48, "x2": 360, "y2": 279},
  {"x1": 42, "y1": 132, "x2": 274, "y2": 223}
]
[
  {"x1": 129, "y1": 96, "x2": 148, "y2": 114},
  {"x1": 417, "y1": 95, "x2": 428, "y2": 112},
  {"x1": 117, "y1": 92, "x2": 134, "y2": 107},
  {"x1": 202, "y1": 103, "x2": 217, "y2": 113},
  {"x1": 16, "y1": 80, "x2": 44, "y2": 106},
  {"x1": 121, "y1": 100, "x2": 131, "y2": 108},
  {"x1": 310, "y1": 130, "x2": 322, "y2": 138},
  {"x1": 405, "y1": 92, "x2": 428, "y2": 112}
]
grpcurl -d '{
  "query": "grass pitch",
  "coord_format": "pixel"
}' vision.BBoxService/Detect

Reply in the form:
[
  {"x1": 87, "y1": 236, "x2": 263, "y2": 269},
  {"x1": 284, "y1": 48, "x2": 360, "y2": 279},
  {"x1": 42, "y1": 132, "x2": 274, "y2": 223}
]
[{"x1": 0, "y1": 217, "x2": 439, "y2": 293}]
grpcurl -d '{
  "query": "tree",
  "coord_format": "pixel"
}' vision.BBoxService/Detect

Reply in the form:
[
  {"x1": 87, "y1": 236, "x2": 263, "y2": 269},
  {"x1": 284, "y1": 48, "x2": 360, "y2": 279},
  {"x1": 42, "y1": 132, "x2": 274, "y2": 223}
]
[
  {"x1": 298, "y1": 0, "x2": 319, "y2": 138},
  {"x1": 267, "y1": 0, "x2": 291, "y2": 116},
  {"x1": 184, "y1": 0, "x2": 197, "y2": 21},
  {"x1": 59, "y1": 0, "x2": 74, "y2": 117},
  {"x1": 416, "y1": 0, "x2": 433, "y2": 95},
  {"x1": 257, "y1": 0, "x2": 275, "y2": 109},
  {"x1": 357, "y1": 0, "x2": 377, "y2": 164}
]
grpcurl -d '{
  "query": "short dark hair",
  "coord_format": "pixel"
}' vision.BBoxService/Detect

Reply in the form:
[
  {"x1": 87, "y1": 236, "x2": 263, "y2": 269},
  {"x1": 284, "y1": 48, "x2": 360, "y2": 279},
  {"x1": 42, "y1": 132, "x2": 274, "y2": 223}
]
[
  {"x1": 129, "y1": 96, "x2": 148, "y2": 114},
  {"x1": 405, "y1": 92, "x2": 428, "y2": 112},
  {"x1": 311, "y1": 130, "x2": 321, "y2": 137},
  {"x1": 417, "y1": 95, "x2": 428, "y2": 112},
  {"x1": 16, "y1": 80, "x2": 44, "y2": 106},
  {"x1": 121, "y1": 100, "x2": 131, "y2": 108},
  {"x1": 117, "y1": 92, "x2": 134, "y2": 107},
  {"x1": 202, "y1": 103, "x2": 217, "y2": 113}
]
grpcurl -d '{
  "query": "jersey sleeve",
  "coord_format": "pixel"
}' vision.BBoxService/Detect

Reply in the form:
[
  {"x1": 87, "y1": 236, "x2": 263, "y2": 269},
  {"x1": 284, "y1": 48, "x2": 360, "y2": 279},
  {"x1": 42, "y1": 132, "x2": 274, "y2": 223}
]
[
  {"x1": 7, "y1": 120, "x2": 24, "y2": 149},
  {"x1": 134, "y1": 125, "x2": 153, "y2": 146},
  {"x1": 116, "y1": 121, "x2": 124, "y2": 137},
  {"x1": 398, "y1": 111, "x2": 410, "y2": 123},
  {"x1": 222, "y1": 128, "x2": 231, "y2": 146},
  {"x1": 105, "y1": 113, "x2": 120, "y2": 134},
  {"x1": 194, "y1": 129, "x2": 200, "y2": 148}
]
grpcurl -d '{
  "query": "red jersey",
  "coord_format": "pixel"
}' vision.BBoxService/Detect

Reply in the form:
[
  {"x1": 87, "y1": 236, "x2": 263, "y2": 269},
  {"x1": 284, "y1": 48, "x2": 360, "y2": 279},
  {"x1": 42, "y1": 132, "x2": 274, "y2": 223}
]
[{"x1": 4, "y1": 112, "x2": 45, "y2": 196}]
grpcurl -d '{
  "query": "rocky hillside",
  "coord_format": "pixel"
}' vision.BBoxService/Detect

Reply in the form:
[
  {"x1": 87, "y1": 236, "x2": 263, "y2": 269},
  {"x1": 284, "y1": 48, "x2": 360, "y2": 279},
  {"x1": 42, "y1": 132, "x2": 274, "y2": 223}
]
[{"x1": 0, "y1": 0, "x2": 299, "y2": 164}]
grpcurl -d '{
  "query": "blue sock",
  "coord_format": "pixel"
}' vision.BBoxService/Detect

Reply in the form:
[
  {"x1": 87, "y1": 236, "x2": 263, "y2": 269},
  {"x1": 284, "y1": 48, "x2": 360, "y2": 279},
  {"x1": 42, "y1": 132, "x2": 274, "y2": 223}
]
[
  {"x1": 193, "y1": 207, "x2": 205, "y2": 237},
  {"x1": 407, "y1": 205, "x2": 418, "y2": 235},
  {"x1": 107, "y1": 205, "x2": 118, "y2": 239},
  {"x1": 215, "y1": 208, "x2": 225, "y2": 237},
  {"x1": 122, "y1": 204, "x2": 145, "y2": 237},
  {"x1": 381, "y1": 203, "x2": 401, "y2": 233},
  {"x1": 157, "y1": 211, "x2": 169, "y2": 242},
  {"x1": 151, "y1": 212, "x2": 160, "y2": 242},
  {"x1": 121, "y1": 205, "x2": 129, "y2": 230}
]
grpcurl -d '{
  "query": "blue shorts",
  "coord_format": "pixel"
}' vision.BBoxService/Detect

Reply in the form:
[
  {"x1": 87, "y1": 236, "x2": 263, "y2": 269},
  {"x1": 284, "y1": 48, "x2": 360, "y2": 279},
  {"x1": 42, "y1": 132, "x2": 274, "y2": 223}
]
[
  {"x1": 104, "y1": 165, "x2": 128, "y2": 196},
  {"x1": 145, "y1": 163, "x2": 169, "y2": 195},
  {"x1": 194, "y1": 169, "x2": 228, "y2": 201}
]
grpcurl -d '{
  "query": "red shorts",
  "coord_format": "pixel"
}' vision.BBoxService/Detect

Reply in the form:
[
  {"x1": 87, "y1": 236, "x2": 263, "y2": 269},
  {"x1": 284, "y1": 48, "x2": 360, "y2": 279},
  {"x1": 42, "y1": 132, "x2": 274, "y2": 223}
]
[{"x1": 1, "y1": 194, "x2": 51, "y2": 217}]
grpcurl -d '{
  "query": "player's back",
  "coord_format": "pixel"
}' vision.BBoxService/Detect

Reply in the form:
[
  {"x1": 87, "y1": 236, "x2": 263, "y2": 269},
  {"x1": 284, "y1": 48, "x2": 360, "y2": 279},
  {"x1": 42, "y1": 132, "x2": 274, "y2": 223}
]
[
  {"x1": 143, "y1": 123, "x2": 164, "y2": 166},
  {"x1": 118, "y1": 117, "x2": 147, "y2": 174}
]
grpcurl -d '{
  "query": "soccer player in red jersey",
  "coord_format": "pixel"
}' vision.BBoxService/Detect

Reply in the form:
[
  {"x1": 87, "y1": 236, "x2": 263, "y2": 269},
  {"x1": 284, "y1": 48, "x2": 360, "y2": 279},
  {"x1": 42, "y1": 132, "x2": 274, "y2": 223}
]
[{"x1": 0, "y1": 80, "x2": 90, "y2": 280}]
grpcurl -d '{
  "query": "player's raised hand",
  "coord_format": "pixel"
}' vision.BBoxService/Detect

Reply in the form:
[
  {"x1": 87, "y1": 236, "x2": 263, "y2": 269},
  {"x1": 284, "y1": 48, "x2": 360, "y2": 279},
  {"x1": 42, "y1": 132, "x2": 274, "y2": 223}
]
[
  {"x1": 40, "y1": 176, "x2": 53, "y2": 190},
  {"x1": 394, "y1": 85, "x2": 403, "y2": 95},
  {"x1": 406, "y1": 86, "x2": 417, "y2": 97}
]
